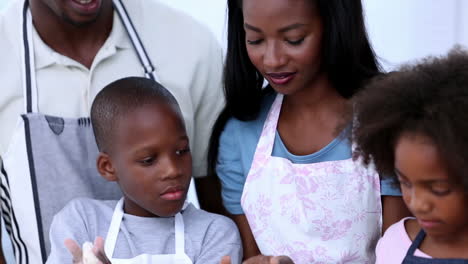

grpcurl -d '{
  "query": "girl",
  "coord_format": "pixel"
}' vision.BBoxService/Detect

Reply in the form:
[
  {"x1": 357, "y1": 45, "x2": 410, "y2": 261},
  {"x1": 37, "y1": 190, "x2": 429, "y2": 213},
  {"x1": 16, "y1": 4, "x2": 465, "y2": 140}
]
[
  {"x1": 209, "y1": 0, "x2": 410, "y2": 263},
  {"x1": 353, "y1": 48, "x2": 468, "y2": 263}
]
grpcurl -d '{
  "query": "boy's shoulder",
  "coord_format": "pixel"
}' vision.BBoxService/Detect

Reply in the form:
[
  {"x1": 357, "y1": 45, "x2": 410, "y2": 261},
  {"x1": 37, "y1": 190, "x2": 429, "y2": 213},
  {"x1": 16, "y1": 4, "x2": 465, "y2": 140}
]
[
  {"x1": 183, "y1": 204, "x2": 239, "y2": 235},
  {"x1": 56, "y1": 197, "x2": 118, "y2": 220},
  {"x1": 184, "y1": 204, "x2": 235, "y2": 226}
]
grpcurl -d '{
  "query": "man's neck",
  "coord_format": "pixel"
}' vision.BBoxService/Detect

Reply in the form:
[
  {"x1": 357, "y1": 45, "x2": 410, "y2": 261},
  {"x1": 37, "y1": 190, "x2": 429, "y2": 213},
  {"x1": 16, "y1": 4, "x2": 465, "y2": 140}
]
[{"x1": 29, "y1": 0, "x2": 114, "y2": 68}]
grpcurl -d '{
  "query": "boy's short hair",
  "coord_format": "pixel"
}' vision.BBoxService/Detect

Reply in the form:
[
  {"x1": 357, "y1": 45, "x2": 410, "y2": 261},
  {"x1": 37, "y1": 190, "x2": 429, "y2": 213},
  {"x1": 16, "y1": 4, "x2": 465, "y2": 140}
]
[
  {"x1": 91, "y1": 77, "x2": 181, "y2": 152},
  {"x1": 353, "y1": 47, "x2": 468, "y2": 191}
]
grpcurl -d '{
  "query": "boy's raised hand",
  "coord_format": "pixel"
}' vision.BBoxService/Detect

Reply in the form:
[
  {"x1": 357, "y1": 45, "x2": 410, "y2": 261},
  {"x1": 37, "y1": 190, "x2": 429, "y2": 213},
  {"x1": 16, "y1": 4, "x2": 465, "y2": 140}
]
[
  {"x1": 64, "y1": 237, "x2": 111, "y2": 264},
  {"x1": 221, "y1": 255, "x2": 295, "y2": 264}
]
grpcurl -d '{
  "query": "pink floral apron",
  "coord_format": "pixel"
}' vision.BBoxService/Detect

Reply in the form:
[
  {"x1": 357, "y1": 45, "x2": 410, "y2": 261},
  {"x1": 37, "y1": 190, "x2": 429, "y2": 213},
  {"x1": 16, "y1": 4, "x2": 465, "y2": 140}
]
[{"x1": 241, "y1": 94, "x2": 382, "y2": 264}]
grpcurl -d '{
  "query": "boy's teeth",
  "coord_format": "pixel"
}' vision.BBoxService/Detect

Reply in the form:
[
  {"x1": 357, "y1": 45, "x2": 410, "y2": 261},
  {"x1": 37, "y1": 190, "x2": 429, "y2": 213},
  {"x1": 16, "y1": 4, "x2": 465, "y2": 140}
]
[{"x1": 78, "y1": 0, "x2": 92, "y2": 4}]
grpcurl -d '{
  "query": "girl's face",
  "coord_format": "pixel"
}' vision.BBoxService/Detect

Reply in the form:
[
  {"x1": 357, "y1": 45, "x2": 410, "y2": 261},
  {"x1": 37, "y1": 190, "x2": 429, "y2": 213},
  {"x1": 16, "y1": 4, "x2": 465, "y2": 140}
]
[
  {"x1": 242, "y1": 0, "x2": 323, "y2": 95},
  {"x1": 394, "y1": 133, "x2": 468, "y2": 239}
]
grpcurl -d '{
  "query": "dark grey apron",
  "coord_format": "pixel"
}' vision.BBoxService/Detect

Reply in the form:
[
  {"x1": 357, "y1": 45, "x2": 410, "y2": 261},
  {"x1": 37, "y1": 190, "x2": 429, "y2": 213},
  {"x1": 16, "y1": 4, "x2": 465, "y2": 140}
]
[{"x1": 402, "y1": 229, "x2": 468, "y2": 264}]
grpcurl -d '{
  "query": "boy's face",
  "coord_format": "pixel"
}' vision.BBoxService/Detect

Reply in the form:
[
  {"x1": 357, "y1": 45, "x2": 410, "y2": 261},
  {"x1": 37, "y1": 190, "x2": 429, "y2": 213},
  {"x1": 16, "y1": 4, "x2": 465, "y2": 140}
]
[
  {"x1": 99, "y1": 102, "x2": 192, "y2": 217},
  {"x1": 394, "y1": 133, "x2": 468, "y2": 239}
]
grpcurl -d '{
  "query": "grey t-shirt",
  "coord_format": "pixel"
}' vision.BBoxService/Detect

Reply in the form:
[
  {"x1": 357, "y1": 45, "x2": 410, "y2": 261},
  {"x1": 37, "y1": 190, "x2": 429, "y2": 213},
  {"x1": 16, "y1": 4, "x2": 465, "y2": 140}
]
[{"x1": 46, "y1": 198, "x2": 242, "y2": 264}]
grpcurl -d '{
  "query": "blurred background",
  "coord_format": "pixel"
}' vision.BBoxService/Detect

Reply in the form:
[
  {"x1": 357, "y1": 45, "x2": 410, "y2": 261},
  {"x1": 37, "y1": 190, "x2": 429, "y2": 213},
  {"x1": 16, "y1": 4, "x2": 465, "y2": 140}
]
[{"x1": 0, "y1": 0, "x2": 467, "y2": 262}]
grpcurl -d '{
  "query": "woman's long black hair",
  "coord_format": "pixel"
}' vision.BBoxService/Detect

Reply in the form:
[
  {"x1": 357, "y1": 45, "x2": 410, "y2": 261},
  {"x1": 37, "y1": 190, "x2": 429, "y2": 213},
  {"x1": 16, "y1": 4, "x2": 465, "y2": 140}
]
[{"x1": 208, "y1": 0, "x2": 382, "y2": 177}]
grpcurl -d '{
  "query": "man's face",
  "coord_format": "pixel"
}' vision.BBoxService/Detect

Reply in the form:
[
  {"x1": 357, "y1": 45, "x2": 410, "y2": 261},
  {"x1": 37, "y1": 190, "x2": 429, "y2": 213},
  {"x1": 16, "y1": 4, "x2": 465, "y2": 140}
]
[{"x1": 35, "y1": 0, "x2": 110, "y2": 26}]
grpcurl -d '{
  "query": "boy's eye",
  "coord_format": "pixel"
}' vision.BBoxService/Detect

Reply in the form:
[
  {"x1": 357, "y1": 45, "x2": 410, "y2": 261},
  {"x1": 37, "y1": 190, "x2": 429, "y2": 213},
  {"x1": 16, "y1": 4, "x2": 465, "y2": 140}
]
[
  {"x1": 286, "y1": 38, "x2": 304, "y2": 45},
  {"x1": 246, "y1": 39, "x2": 263, "y2": 45},
  {"x1": 139, "y1": 157, "x2": 155, "y2": 166},
  {"x1": 175, "y1": 147, "x2": 190, "y2": 156}
]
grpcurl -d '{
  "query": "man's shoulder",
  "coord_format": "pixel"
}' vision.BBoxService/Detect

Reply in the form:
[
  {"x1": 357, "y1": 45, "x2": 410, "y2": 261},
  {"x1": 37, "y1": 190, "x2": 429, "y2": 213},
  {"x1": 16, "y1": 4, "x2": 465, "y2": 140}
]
[
  {"x1": 123, "y1": 0, "x2": 218, "y2": 55},
  {"x1": 124, "y1": 0, "x2": 212, "y2": 36}
]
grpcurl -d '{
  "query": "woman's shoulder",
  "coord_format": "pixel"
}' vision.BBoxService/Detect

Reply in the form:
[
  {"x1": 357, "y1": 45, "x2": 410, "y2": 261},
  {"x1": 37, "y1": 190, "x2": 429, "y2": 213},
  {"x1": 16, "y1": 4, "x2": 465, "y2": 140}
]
[{"x1": 224, "y1": 92, "x2": 277, "y2": 135}]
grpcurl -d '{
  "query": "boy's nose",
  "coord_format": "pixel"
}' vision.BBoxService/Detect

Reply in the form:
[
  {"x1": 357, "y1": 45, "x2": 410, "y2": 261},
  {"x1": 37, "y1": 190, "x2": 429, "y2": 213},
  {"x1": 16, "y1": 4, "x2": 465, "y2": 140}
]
[{"x1": 160, "y1": 156, "x2": 182, "y2": 180}]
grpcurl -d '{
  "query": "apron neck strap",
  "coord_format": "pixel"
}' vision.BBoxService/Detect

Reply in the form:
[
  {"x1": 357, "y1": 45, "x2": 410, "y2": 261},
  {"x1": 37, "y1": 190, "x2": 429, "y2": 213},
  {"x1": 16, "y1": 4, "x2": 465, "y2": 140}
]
[
  {"x1": 21, "y1": 1, "x2": 38, "y2": 114},
  {"x1": 21, "y1": 0, "x2": 158, "y2": 114},
  {"x1": 255, "y1": 94, "x2": 284, "y2": 156},
  {"x1": 112, "y1": 0, "x2": 157, "y2": 82},
  {"x1": 405, "y1": 229, "x2": 426, "y2": 257},
  {"x1": 174, "y1": 212, "x2": 185, "y2": 255},
  {"x1": 105, "y1": 198, "x2": 187, "y2": 258}
]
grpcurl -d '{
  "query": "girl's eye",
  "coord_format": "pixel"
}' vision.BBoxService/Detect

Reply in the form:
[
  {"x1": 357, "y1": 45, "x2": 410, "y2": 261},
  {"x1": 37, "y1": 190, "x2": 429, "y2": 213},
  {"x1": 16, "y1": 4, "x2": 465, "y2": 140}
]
[
  {"x1": 176, "y1": 148, "x2": 190, "y2": 156},
  {"x1": 398, "y1": 178, "x2": 412, "y2": 189},
  {"x1": 286, "y1": 38, "x2": 304, "y2": 45},
  {"x1": 430, "y1": 183, "x2": 451, "y2": 196},
  {"x1": 139, "y1": 157, "x2": 155, "y2": 166},
  {"x1": 247, "y1": 39, "x2": 263, "y2": 45}
]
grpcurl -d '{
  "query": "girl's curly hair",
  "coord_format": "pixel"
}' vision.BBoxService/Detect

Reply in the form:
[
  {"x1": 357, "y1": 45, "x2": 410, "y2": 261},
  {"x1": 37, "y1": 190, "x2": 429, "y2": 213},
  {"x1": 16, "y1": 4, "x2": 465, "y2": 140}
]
[{"x1": 353, "y1": 47, "x2": 468, "y2": 192}]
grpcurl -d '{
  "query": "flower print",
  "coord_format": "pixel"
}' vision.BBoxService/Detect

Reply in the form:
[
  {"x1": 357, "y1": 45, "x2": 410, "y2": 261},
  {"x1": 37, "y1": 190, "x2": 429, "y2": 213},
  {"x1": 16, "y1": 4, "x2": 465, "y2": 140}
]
[
  {"x1": 312, "y1": 218, "x2": 353, "y2": 241},
  {"x1": 338, "y1": 251, "x2": 361, "y2": 263}
]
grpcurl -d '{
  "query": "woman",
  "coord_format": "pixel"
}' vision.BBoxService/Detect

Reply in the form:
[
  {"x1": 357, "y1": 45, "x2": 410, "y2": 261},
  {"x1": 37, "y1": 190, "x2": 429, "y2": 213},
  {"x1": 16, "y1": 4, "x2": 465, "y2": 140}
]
[{"x1": 209, "y1": 0, "x2": 410, "y2": 263}]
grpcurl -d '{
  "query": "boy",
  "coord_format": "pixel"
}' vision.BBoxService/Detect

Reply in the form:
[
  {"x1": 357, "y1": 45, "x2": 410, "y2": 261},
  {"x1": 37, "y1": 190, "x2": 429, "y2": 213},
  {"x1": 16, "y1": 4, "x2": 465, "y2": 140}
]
[{"x1": 46, "y1": 77, "x2": 242, "y2": 263}]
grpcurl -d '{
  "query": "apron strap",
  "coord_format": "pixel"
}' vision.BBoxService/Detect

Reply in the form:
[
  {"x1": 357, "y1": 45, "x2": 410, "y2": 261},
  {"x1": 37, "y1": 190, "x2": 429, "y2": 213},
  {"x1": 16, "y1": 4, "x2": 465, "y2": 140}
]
[
  {"x1": 253, "y1": 94, "x2": 284, "y2": 158},
  {"x1": 104, "y1": 198, "x2": 125, "y2": 259},
  {"x1": 113, "y1": 0, "x2": 157, "y2": 82},
  {"x1": 174, "y1": 212, "x2": 185, "y2": 255},
  {"x1": 21, "y1": 0, "x2": 38, "y2": 114},
  {"x1": 405, "y1": 229, "x2": 426, "y2": 258}
]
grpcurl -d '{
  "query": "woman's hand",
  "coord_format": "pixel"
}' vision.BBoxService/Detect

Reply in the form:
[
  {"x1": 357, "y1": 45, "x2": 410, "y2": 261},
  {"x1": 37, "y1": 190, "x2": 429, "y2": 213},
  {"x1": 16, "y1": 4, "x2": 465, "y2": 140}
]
[
  {"x1": 64, "y1": 237, "x2": 111, "y2": 264},
  {"x1": 221, "y1": 255, "x2": 294, "y2": 264}
]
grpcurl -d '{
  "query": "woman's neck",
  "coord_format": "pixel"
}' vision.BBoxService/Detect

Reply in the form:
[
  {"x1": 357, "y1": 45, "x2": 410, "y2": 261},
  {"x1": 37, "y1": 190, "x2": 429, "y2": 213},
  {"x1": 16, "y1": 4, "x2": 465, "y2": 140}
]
[{"x1": 282, "y1": 73, "x2": 348, "y2": 120}]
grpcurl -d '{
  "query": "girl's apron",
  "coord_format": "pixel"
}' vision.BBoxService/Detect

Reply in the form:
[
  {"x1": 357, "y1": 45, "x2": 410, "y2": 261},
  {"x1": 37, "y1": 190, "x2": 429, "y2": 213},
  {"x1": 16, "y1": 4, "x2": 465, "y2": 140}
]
[
  {"x1": 241, "y1": 94, "x2": 382, "y2": 264},
  {"x1": 402, "y1": 230, "x2": 468, "y2": 264},
  {"x1": 0, "y1": 1, "x2": 197, "y2": 263},
  {"x1": 104, "y1": 198, "x2": 193, "y2": 264}
]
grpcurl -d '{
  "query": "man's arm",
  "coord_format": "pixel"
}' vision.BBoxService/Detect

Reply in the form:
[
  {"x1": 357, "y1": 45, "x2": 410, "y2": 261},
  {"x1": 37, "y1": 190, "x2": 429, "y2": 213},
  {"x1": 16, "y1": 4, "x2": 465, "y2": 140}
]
[{"x1": 0, "y1": 159, "x2": 8, "y2": 264}]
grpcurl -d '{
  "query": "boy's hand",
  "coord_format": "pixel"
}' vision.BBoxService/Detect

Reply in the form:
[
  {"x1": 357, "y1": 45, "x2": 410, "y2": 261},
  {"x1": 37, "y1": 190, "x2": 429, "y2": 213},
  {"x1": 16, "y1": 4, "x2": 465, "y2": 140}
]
[
  {"x1": 221, "y1": 255, "x2": 295, "y2": 264},
  {"x1": 64, "y1": 237, "x2": 111, "y2": 264}
]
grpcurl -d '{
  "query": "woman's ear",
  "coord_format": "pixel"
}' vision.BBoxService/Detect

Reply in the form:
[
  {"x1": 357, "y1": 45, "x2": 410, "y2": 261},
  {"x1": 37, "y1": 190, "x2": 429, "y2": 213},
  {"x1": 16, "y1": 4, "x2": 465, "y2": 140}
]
[{"x1": 97, "y1": 152, "x2": 117, "y2": 182}]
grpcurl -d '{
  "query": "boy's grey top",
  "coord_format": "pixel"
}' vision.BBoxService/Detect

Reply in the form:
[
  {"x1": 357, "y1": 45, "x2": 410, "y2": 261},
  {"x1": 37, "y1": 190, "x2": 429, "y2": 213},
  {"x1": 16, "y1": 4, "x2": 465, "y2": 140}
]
[{"x1": 46, "y1": 198, "x2": 242, "y2": 264}]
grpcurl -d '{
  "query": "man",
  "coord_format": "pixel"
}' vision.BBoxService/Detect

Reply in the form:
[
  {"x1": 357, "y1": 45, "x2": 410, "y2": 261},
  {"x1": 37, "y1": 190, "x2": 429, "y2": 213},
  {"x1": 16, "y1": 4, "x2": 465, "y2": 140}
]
[{"x1": 0, "y1": 0, "x2": 224, "y2": 263}]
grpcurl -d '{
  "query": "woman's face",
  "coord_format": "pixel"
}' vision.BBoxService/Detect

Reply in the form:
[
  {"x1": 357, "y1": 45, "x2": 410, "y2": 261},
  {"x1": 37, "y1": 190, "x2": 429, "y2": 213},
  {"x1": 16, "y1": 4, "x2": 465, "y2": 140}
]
[{"x1": 242, "y1": 0, "x2": 323, "y2": 95}]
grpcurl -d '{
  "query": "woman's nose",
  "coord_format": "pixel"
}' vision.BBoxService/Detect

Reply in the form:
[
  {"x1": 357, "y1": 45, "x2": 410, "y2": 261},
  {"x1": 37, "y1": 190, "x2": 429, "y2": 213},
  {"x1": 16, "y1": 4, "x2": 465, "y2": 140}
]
[{"x1": 263, "y1": 41, "x2": 285, "y2": 70}]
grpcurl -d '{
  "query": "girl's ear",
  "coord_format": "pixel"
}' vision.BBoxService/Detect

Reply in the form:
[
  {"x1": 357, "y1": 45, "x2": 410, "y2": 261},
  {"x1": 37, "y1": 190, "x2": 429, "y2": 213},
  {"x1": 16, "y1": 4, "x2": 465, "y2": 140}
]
[{"x1": 97, "y1": 152, "x2": 117, "y2": 182}]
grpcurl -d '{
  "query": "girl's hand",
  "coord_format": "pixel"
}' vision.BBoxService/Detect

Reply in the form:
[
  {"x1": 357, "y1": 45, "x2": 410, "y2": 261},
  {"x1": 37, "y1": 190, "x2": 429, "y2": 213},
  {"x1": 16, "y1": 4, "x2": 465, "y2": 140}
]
[
  {"x1": 64, "y1": 237, "x2": 111, "y2": 264},
  {"x1": 221, "y1": 255, "x2": 295, "y2": 264}
]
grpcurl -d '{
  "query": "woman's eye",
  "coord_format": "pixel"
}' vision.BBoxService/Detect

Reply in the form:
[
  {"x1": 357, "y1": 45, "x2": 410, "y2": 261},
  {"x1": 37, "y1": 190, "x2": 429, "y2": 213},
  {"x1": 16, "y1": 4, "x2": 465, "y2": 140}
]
[
  {"x1": 139, "y1": 157, "x2": 155, "y2": 166},
  {"x1": 286, "y1": 38, "x2": 304, "y2": 45},
  {"x1": 246, "y1": 39, "x2": 263, "y2": 45}
]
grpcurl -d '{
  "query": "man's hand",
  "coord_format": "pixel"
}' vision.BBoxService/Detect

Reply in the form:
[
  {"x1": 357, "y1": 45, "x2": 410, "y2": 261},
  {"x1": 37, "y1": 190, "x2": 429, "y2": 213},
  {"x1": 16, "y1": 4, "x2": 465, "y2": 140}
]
[
  {"x1": 221, "y1": 255, "x2": 294, "y2": 264},
  {"x1": 64, "y1": 237, "x2": 111, "y2": 264}
]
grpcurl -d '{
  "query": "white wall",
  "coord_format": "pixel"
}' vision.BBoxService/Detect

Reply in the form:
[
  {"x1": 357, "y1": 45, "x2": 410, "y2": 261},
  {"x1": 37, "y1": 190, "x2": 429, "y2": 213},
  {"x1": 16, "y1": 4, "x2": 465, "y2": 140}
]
[{"x1": 363, "y1": 0, "x2": 468, "y2": 70}]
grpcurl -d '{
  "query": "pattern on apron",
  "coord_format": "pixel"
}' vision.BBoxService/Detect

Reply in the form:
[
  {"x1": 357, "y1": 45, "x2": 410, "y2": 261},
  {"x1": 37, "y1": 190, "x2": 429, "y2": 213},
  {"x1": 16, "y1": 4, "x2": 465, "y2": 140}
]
[{"x1": 241, "y1": 94, "x2": 382, "y2": 264}]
